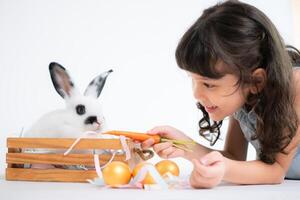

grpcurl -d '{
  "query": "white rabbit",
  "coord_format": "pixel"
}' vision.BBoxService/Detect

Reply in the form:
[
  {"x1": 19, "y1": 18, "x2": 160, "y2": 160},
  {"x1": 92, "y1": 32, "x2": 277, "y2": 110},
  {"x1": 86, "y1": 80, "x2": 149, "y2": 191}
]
[
  {"x1": 24, "y1": 62, "x2": 113, "y2": 139},
  {"x1": 23, "y1": 62, "x2": 114, "y2": 170}
]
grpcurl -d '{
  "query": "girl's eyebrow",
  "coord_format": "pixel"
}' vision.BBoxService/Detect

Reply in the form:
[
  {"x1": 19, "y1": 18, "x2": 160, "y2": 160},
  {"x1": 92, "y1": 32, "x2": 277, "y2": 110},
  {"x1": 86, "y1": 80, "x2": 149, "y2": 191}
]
[
  {"x1": 194, "y1": 76, "x2": 215, "y2": 81},
  {"x1": 188, "y1": 73, "x2": 209, "y2": 80},
  {"x1": 188, "y1": 72, "x2": 220, "y2": 81}
]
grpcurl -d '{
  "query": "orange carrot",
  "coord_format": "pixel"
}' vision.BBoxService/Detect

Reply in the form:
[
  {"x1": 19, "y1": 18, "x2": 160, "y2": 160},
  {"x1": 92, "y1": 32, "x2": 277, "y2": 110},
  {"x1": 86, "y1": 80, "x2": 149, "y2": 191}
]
[
  {"x1": 105, "y1": 130, "x2": 161, "y2": 144},
  {"x1": 105, "y1": 130, "x2": 196, "y2": 152}
]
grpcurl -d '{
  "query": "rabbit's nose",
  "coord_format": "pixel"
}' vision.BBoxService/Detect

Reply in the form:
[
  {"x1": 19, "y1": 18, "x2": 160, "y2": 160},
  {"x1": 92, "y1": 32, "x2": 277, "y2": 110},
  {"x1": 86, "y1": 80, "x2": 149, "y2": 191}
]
[{"x1": 84, "y1": 116, "x2": 98, "y2": 125}]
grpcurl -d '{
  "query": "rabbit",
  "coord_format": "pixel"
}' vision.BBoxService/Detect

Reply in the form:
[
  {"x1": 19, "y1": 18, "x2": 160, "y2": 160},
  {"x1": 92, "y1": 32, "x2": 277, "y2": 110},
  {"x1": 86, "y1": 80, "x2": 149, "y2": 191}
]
[
  {"x1": 24, "y1": 62, "x2": 112, "y2": 138},
  {"x1": 23, "y1": 62, "x2": 113, "y2": 169}
]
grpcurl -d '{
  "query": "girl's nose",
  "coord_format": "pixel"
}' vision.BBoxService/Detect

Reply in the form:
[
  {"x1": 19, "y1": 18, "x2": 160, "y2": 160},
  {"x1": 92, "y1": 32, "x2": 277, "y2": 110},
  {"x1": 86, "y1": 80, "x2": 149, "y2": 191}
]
[
  {"x1": 194, "y1": 92, "x2": 207, "y2": 104},
  {"x1": 193, "y1": 84, "x2": 206, "y2": 101}
]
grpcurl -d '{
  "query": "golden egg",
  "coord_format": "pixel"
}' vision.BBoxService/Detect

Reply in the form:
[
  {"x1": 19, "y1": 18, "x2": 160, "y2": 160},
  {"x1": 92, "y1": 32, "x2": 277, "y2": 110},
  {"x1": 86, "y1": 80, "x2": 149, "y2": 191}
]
[
  {"x1": 102, "y1": 161, "x2": 132, "y2": 186},
  {"x1": 155, "y1": 160, "x2": 180, "y2": 176},
  {"x1": 132, "y1": 162, "x2": 156, "y2": 184}
]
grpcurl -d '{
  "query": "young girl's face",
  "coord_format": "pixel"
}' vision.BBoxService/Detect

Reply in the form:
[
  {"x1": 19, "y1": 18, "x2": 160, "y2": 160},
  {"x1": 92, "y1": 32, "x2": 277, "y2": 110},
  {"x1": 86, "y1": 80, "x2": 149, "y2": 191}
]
[{"x1": 189, "y1": 71, "x2": 248, "y2": 121}]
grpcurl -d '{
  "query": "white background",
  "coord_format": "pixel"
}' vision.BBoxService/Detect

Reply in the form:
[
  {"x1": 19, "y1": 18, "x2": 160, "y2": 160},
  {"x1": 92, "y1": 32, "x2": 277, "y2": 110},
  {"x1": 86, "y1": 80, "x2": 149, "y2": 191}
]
[{"x1": 0, "y1": 0, "x2": 296, "y2": 176}]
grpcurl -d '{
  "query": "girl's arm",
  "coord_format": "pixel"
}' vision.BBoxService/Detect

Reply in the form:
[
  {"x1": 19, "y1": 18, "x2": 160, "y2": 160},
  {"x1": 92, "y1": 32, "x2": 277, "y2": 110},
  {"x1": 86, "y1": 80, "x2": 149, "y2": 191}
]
[
  {"x1": 190, "y1": 116, "x2": 300, "y2": 186},
  {"x1": 222, "y1": 116, "x2": 248, "y2": 161},
  {"x1": 189, "y1": 146, "x2": 298, "y2": 188},
  {"x1": 223, "y1": 140, "x2": 299, "y2": 184},
  {"x1": 221, "y1": 113, "x2": 300, "y2": 184},
  {"x1": 143, "y1": 116, "x2": 248, "y2": 161},
  {"x1": 184, "y1": 116, "x2": 248, "y2": 161}
]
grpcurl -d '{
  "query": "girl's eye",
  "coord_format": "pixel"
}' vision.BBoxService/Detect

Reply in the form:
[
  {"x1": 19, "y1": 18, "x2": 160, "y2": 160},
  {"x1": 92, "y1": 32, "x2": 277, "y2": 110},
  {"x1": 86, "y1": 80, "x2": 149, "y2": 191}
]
[{"x1": 203, "y1": 83, "x2": 215, "y2": 88}]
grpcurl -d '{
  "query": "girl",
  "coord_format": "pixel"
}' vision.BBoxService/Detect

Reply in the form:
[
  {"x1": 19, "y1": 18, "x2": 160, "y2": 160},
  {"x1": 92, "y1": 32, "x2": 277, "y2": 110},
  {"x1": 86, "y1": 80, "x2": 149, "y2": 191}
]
[{"x1": 142, "y1": 1, "x2": 300, "y2": 188}]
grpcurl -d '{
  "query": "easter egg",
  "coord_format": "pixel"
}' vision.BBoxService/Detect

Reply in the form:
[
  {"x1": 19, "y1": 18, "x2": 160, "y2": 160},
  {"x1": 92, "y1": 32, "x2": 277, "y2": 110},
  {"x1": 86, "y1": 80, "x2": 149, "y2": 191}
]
[
  {"x1": 132, "y1": 162, "x2": 156, "y2": 184},
  {"x1": 102, "y1": 161, "x2": 131, "y2": 186},
  {"x1": 155, "y1": 160, "x2": 180, "y2": 176}
]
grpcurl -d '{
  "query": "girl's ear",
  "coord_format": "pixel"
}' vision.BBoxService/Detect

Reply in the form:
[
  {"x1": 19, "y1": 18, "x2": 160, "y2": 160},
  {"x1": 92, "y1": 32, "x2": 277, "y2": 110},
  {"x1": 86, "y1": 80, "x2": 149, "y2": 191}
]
[
  {"x1": 49, "y1": 62, "x2": 78, "y2": 99},
  {"x1": 250, "y1": 68, "x2": 267, "y2": 94}
]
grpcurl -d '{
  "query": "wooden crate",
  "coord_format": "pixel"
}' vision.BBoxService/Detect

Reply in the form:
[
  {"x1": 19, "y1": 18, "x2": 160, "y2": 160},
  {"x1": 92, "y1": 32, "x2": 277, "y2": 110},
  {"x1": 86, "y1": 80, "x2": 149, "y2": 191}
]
[{"x1": 6, "y1": 137, "x2": 142, "y2": 182}]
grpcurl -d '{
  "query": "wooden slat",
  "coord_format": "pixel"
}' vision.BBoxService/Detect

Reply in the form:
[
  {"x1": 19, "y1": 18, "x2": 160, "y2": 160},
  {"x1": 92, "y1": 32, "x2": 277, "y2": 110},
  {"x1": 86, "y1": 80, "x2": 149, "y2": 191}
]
[
  {"x1": 7, "y1": 138, "x2": 124, "y2": 149},
  {"x1": 6, "y1": 168, "x2": 98, "y2": 182},
  {"x1": 7, "y1": 148, "x2": 22, "y2": 168},
  {"x1": 5, "y1": 137, "x2": 141, "y2": 183},
  {"x1": 6, "y1": 153, "x2": 126, "y2": 165}
]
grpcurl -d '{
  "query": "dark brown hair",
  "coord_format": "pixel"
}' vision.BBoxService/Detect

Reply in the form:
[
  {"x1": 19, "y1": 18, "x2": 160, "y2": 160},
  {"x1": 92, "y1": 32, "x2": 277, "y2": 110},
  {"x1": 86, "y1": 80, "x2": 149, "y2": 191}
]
[
  {"x1": 287, "y1": 45, "x2": 300, "y2": 66},
  {"x1": 175, "y1": 0, "x2": 298, "y2": 163}
]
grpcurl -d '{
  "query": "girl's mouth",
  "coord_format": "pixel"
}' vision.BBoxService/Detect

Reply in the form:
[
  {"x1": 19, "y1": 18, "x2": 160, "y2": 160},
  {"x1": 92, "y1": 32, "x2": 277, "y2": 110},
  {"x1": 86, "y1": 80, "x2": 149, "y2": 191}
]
[{"x1": 205, "y1": 106, "x2": 218, "y2": 113}]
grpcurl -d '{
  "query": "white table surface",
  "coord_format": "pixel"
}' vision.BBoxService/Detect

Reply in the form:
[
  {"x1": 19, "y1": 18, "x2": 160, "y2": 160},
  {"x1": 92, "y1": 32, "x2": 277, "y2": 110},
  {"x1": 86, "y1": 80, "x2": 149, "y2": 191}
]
[{"x1": 1, "y1": 174, "x2": 300, "y2": 200}]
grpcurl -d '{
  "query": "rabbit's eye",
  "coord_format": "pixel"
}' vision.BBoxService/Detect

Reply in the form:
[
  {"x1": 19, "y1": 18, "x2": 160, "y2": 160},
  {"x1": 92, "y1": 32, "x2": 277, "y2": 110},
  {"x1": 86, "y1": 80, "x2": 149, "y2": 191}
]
[{"x1": 76, "y1": 104, "x2": 86, "y2": 115}]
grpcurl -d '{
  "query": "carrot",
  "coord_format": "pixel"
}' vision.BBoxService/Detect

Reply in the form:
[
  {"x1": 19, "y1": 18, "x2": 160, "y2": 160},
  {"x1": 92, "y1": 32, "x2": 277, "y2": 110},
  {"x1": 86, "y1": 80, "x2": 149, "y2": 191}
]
[
  {"x1": 105, "y1": 130, "x2": 161, "y2": 144},
  {"x1": 105, "y1": 130, "x2": 196, "y2": 152}
]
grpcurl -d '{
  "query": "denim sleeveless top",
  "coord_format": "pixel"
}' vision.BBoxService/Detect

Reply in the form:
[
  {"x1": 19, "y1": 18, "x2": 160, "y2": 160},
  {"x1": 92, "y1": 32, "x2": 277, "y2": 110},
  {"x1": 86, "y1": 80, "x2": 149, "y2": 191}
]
[{"x1": 233, "y1": 107, "x2": 300, "y2": 179}]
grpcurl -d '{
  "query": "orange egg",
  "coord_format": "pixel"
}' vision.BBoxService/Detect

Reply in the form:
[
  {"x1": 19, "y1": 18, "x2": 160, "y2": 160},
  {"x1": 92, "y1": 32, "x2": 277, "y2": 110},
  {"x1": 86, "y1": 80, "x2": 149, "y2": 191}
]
[
  {"x1": 155, "y1": 160, "x2": 180, "y2": 176},
  {"x1": 132, "y1": 162, "x2": 156, "y2": 184},
  {"x1": 102, "y1": 161, "x2": 131, "y2": 186}
]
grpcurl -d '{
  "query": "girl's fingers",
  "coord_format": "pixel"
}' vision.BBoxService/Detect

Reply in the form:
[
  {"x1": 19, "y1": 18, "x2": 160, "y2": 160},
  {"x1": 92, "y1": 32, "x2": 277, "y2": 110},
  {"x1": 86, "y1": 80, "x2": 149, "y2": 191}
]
[
  {"x1": 161, "y1": 146, "x2": 174, "y2": 155},
  {"x1": 147, "y1": 126, "x2": 165, "y2": 134},
  {"x1": 141, "y1": 138, "x2": 155, "y2": 149},
  {"x1": 153, "y1": 142, "x2": 173, "y2": 154},
  {"x1": 147, "y1": 126, "x2": 173, "y2": 137},
  {"x1": 157, "y1": 148, "x2": 169, "y2": 159},
  {"x1": 166, "y1": 148, "x2": 184, "y2": 158},
  {"x1": 190, "y1": 153, "x2": 225, "y2": 188},
  {"x1": 192, "y1": 159, "x2": 222, "y2": 178},
  {"x1": 146, "y1": 129, "x2": 159, "y2": 135},
  {"x1": 161, "y1": 145, "x2": 185, "y2": 158},
  {"x1": 200, "y1": 151, "x2": 223, "y2": 166},
  {"x1": 190, "y1": 171, "x2": 218, "y2": 189},
  {"x1": 157, "y1": 153, "x2": 169, "y2": 159},
  {"x1": 142, "y1": 134, "x2": 184, "y2": 158}
]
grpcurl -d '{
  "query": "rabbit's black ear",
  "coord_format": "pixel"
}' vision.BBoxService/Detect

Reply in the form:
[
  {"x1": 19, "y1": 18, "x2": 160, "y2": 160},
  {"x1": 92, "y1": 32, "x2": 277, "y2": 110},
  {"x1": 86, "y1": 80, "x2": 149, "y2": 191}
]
[
  {"x1": 49, "y1": 62, "x2": 76, "y2": 99},
  {"x1": 84, "y1": 69, "x2": 113, "y2": 98}
]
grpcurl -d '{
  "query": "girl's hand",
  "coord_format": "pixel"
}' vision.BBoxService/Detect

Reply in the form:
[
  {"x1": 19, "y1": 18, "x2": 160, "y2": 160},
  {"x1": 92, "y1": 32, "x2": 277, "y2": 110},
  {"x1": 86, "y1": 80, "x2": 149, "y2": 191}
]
[
  {"x1": 190, "y1": 151, "x2": 225, "y2": 188},
  {"x1": 141, "y1": 125, "x2": 192, "y2": 159}
]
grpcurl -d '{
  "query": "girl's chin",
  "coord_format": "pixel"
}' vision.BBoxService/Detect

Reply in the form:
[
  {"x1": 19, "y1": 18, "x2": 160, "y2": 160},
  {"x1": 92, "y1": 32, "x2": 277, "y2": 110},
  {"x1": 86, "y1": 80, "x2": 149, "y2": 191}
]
[{"x1": 208, "y1": 114, "x2": 225, "y2": 122}]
